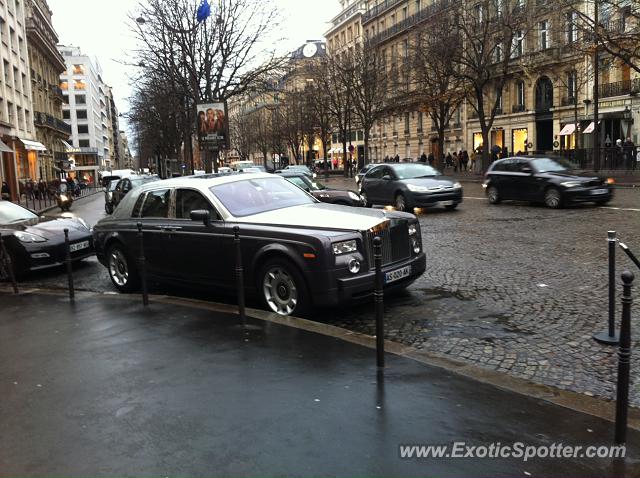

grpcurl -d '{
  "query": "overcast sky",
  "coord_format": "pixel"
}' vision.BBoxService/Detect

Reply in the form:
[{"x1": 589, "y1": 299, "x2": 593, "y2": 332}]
[{"x1": 47, "y1": 0, "x2": 340, "y2": 135}]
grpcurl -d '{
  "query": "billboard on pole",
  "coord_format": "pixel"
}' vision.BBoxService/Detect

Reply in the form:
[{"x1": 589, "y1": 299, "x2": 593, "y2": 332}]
[{"x1": 196, "y1": 102, "x2": 228, "y2": 147}]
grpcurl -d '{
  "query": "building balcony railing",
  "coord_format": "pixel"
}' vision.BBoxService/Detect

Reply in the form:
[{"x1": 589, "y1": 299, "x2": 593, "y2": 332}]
[
  {"x1": 34, "y1": 111, "x2": 72, "y2": 135},
  {"x1": 561, "y1": 96, "x2": 577, "y2": 107},
  {"x1": 51, "y1": 85, "x2": 64, "y2": 102},
  {"x1": 512, "y1": 104, "x2": 526, "y2": 113},
  {"x1": 452, "y1": 122, "x2": 462, "y2": 129},
  {"x1": 599, "y1": 78, "x2": 640, "y2": 99},
  {"x1": 365, "y1": 0, "x2": 452, "y2": 46},
  {"x1": 494, "y1": 107, "x2": 503, "y2": 115},
  {"x1": 362, "y1": 0, "x2": 405, "y2": 24}
]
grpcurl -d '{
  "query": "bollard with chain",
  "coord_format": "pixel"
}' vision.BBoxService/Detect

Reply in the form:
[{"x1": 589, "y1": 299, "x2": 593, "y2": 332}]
[
  {"x1": 234, "y1": 226, "x2": 247, "y2": 328},
  {"x1": 619, "y1": 241, "x2": 640, "y2": 271},
  {"x1": 615, "y1": 271, "x2": 634, "y2": 444},
  {"x1": 594, "y1": 231, "x2": 619, "y2": 345},
  {"x1": 137, "y1": 222, "x2": 149, "y2": 307},
  {"x1": 63, "y1": 229, "x2": 75, "y2": 301},
  {"x1": 0, "y1": 233, "x2": 19, "y2": 294},
  {"x1": 373, "y1": 236, "x2": 384, "y2": 368}
]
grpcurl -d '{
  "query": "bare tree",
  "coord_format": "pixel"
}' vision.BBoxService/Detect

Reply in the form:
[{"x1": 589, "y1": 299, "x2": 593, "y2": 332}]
[
  {"x1": 411, "y1": 12, "x2": 465, "y2": 167},
  {"x1": 304, "y1": 79, "x2": 333, "y2": 177},
  {"x1": 348, "y1": 43, "x2": 388, "y2": 168},
  {"x1": 452, "y1": 0, "x2": 539, "y2": 170},
  {"x1": 130, "y1": 0, "x2": 284, "y2": 173}
]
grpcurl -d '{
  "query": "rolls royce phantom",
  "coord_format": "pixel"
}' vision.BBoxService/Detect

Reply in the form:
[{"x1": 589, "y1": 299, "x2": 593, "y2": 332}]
[{"x1": 92, "y1": 173, "x2": 426, "y2": 316}]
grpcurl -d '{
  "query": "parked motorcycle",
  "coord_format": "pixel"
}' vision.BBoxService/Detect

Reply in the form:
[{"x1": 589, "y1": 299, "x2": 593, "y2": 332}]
[{"x1": 56, "y1": 182, "x2": 73, "y2": 212}]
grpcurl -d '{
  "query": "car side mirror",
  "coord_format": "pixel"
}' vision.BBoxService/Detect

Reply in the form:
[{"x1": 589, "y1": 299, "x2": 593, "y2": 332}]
[
  {"x1": 382, "y1": 174, "x2": 392, "y2": 180},
  {"x1": 522, "y1": 167, "x2": 533, "y2": 174},
  {"x1": 190, "y1": 209, "x2": 211, "y2": 227}
]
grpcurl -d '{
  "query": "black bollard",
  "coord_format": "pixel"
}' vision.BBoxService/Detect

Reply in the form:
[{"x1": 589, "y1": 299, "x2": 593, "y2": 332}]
[
  {"x1": 618, "y1": 241, "x2": 640, "y2": 271},
  {"x1": 63, "y1": 229, "x2": 75, "y2": 301},
  {"x1": 0, "y1": 233, "x2": 19, "y2": 294},
  {"x1": 137, "y1": 222, "x2": 149, "y2": 307},
  {"x1": 234, "y1": 226, "x2": 247, "y2": 328},
  {"x1": 615, "y1": 271, "x2": 634, "y2": 444},
  {"x1": 373, "y1": 236, "x2": 384, "y2": 368},
  {"x1": 594, "y1": 231, "x2": 619, "y2": 345}
]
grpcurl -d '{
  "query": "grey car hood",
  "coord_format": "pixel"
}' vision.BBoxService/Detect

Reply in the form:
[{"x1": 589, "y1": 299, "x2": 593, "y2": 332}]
[{"x1": 240, "y1": 202, "x2": 405, "y2": 231}]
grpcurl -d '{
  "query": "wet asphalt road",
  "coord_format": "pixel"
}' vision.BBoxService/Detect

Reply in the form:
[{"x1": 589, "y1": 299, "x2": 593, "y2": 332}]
[{"x1": 12, "y1": 184, "x2": 640, "y2": 405}]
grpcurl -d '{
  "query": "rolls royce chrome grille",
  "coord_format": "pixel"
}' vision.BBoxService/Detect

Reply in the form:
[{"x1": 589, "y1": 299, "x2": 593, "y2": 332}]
[{"x1": 365, "y1": 220, "x2": 411, "y2": 269}]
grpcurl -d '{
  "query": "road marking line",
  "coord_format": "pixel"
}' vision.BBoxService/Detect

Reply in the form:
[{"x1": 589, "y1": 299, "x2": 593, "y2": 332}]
[
  {"x1": 599, "y1": 206, "x2": 640, "y2": 212},
  {"x1": 464, "y1": 197, "x2": 487, "y2": 200}
]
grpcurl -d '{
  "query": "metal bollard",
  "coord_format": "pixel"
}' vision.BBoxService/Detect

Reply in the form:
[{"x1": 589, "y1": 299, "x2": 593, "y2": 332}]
[
  {"x1": 373, "y1": 236, "x2": 384, "y2": 368},
  {"x1": 63, "y1": 229, "x2": 75, "y2": 301},
  {"x1": 137, "y1": 222, "x2": 149, "y2": 307},
  {"x1": 619, "y1": 241, "x2": 640, "y2": 271},
  {"x1": 615, "y1": 271, "x2": 634, "y2": 444},
  {"x1": 0, "y1": 233, "x2": 19, "y2": 294},
  {"x1": 594, "y1": 231, "x2": 619, "y2": 345},
  {"x1": 234, "y1": 226, "x2": 247, "y2": 328}
]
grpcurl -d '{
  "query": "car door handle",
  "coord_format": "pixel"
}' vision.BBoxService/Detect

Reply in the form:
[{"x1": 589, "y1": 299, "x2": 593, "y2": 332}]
[{"x1": 156, "y1": 225, "x2": 182, "y2": 232}]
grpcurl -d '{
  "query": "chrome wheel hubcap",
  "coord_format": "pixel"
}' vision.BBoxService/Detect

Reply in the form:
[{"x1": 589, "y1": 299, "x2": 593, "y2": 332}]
[
  {"x1": 488, "y1": 187, "x2": 498, "y2": 202},
  {"x1": 109, "y1": 249, "x2": 129, "y2": 287},
  {"x1": 546, "y1": 190, "x2": 560, "y2": 207},
  {"x1": 396, "y1": 195, "x2": 405, "y2": 210},
  {"x1": 263, "y1": 267, "x2": 298, "y2": 315}
]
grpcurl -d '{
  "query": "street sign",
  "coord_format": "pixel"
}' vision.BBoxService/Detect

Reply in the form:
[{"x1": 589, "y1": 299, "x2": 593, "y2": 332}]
[{"x1": 181, "y1": 163, "x2": 186, "y2": 169}]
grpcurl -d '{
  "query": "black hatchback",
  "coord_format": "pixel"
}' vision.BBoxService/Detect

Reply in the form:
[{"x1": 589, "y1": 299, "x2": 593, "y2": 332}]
[{"x1": 483, "y1": 157, "x2": 614, "y2": 208}]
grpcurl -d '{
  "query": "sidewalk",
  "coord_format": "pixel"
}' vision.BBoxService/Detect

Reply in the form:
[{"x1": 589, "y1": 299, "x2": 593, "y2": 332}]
[{"x1": 0, "y1": 289, "x2": 638, "y2": 477}]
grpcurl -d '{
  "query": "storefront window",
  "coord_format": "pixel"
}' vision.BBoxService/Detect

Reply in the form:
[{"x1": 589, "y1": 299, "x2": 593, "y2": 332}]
[
  {"x1": 512, "y1": 128, "x2": 528, "y2": 154},
  {"x1": 473, "y1": 133, "x2": 483, "y2": 151},
  {"x1": 491, "y1": 130, "x2": 505, "y2": 149}
]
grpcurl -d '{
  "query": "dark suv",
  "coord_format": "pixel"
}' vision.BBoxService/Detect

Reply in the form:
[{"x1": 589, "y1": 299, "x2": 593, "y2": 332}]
[{"x1": 483, "y1": 156, "x2": 613, "y2": 208}]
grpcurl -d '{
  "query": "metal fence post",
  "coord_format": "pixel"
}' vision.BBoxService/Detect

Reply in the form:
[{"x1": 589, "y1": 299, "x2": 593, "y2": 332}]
[
  {"x1": 63, "y1": 229, "x2": 75, "y2": 301},
  {"x1": 374, "y1": 236, "x2": 384, "y2": 368},
  {"x1": 594, "y1": 231, "x2": 619, "y2": 345},
  {"x1": 137, "y1": 222, "x2": 149, "y2": 307},
  {"x1": 234, "y1": 226, "x2": 247, "y2": 328},
  {"x1": 615, "y1": 271, "x2": 634, "y2": 444},
  {"x1": 0, "y1": 233, "x2": 18, "y2": 294}
]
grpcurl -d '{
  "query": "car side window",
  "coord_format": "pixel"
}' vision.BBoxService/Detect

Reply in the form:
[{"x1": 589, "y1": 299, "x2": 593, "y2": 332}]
[
  {"x1": 383, "y1": 167, "x2": 394, "y2": 178},
  {"x1": 368, "y1": 167, "x2": 384, "y2": 179},
  {"x1": 175, "y1": 189, "x2": 219, "y2": 220},
  {"x1": 141, "y1": 189, "x2": 171, "y2": 218},
  {"x1": 491, "y1": 161, "x2": 505, "y2": 172},
  {"x1": 513, "y1": 160, "x2": 528, "y2": 173},
  {"x1": 115, "y1": 180, "x2": 124, "y2": 192},
  {"x1": 131, "y1": 193, "x2": 145, "y2": 218}
]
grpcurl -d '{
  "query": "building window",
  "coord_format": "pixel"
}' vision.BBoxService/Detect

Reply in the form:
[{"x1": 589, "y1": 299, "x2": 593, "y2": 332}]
[
  {"x1": 495, "y1": 43, "x2": 503, "y2": 62},
  {"x1": 79, "y1": 140, "x2": 90, "y2": 147},
  {"x1": 77, "y1": 124, "x2": 89, "y2": 134},
  {"x1": 567, "y1": 71, "x2": 577, "y2": 101},
  {"x1": 72, "y1": 64, "x2": 84, "y2": 75},
  {"x1": 539, "y1": 20, "x2": 549, "y2": 50},
  {"x1": 496, "y1": 88, "x2": 503, "y2": 113},
  {"x1": 76, "y1": 109, "x2": 87, "y2": 120},
  {"x1": 417, "y1": 112, "x2": 423, "y2": 132},
  {"x1": 63, "y1": 109, "x2": 70, "y2": 120},
  {"x1": 74, "y1": 80, "x2": 86, "y2": 90},
  {"x1": 404, "y1": 112, "x2": 410, "y2": 133},
  {"x1": 511, "y1": 30, "x2": 524, "y2": 57},
  {"x1": 567, "y1": 11, "x2": 578, "y2": 43},
  {"x1": 516, "y1": 80, "x2": 525, "y2": 107}
]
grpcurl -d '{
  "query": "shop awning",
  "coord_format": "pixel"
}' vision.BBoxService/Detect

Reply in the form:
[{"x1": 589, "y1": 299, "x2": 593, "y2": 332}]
[
  {"x1": 60, "y1": 139, "x2": 74, "y2": 152},
  {"x1": 559, "y1": 124, "x2": 577, "y2": 136},
  {"x1": 18, "y1": 138, "x2": 47, "y2": 151},
  {"x1": 582, "y1": 121, "x2": 601, "y2": 134},
  {"x1": 0, "y1": 139, "x2": 13, "y2": 153}
]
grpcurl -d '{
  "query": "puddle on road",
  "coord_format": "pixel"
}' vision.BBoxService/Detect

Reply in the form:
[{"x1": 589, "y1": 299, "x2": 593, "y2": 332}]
[{"x1": 419, "y1": 286, "x2": 475, "y2": 302}]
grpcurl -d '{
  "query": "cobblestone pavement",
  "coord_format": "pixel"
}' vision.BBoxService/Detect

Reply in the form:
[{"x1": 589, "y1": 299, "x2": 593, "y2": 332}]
[
  {"x1": 10, "y1": 185, "x2": 640, "y2": 406},
  {"x1": 315, "y1": 183, "x2": 640, "y2": 406}
]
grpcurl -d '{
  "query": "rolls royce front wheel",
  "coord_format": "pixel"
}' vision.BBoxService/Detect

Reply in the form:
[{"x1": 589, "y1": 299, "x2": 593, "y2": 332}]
[
  {"x1": 107, "y1": 243, "x2": 140, "y2": 293},
  {"x1": 260, "y1": 258, "x2": 309, "y2": 316}
]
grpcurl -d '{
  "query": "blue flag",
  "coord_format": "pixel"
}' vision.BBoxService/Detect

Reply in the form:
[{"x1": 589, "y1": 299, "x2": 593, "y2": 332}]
[{"x1": 196, "y1": 0, "x2": 211, "y2": 23}]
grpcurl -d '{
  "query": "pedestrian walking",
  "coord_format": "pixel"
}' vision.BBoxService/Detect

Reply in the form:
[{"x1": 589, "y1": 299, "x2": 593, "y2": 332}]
[
  {"x1": 453, "y1": 152, "x2": 459, "y2": 172},
  {"x1": 445, "y1": 152, "x2": 453, "y2": 169},
  {"x1": 1, "y1": 181, "x2": 9, "y2": 200},
  {"x1": 394, "y1": 154, "x2": 400, "y2": 163},
  {"x1": 420, "y1": 152, "x2": 427, "y2": 163},
  {"x1": 427, "y1": 152, "x2": 435, "y2": 166},
  {"x1": 623, "y1": 137, "x2": 636, "y2": 170},
  {"x1": 462, "y1": 150, "x2": 469, "y2": 171},
  {"x1": 470, "y1": 150, "x2": 477, "y2": 171}
]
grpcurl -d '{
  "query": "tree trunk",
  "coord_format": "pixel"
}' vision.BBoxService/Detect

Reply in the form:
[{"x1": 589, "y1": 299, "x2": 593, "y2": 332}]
[
  {"x1": 481, "y1": 128, "x2": 490, "y2": 173},
  {"x1": 438, "y1": 129, "x2": 445, "y2": 172},
  {"x1": 363, "y1": 131, "x2": 369, "y2": 167}
]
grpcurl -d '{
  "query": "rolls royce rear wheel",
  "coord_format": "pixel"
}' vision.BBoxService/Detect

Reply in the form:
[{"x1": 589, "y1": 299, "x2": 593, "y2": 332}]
[
  {"x1": 107, "y1": 243, "x2": 140, "y2": 293},
  {"x1": 259, "y1": 258, "x2": 309, "y2": 317}
]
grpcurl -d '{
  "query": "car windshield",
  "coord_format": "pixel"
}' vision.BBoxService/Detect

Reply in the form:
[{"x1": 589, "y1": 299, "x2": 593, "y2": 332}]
[
  {"x1": 108, "y1": 180, "x2": 119, "y2": 191},
  {"x1": 131, "y1": 177, "x2": 157, "y2": 188},
  {"x1": 531, "y1": 158, "x2": 573, "y2": 173},
  {"x1": 0, "y1": 200, "x2": 38, "y2": 224},
  {"x1": 393, "y1": 164, "x2": 441, "y2": 179},
  {"x1": 211, "y1": 177, "x2": 315, "y2": 217}
]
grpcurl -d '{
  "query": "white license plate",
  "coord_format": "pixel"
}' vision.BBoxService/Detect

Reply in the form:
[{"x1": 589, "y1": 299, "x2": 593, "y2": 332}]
[
  {"x1": 591, "y1": 189, "x2": 608, "y2": 195},
  {"x1": 439, "y1": 200, "x2": 454, "y2": 206},
  {"x1": 69, "y1": 240, "x2": 89, "y2": 252},
  {"x1": 385, "y1": 265, "x2": 411, "y2": 284}
]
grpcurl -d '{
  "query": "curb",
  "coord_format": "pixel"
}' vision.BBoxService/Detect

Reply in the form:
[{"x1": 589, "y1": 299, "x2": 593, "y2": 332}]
[{"x1": 2, "y1": 285, "x2": 638, "y2": 430}]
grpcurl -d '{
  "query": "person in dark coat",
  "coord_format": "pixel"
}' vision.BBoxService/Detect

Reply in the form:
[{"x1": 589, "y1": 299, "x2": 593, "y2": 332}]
[
  {"x1": 623, "y1": 137, "x2": 636, "y2": 170},
  {"x1": 427, "y1": 152, "x2": 435, "y2": 166},
  {"x1": 394, "y1": 154, "x2": 400, "y2": 163},
  {"x1": 420, "y1": 152, "x2": 427, "y2": 163}
]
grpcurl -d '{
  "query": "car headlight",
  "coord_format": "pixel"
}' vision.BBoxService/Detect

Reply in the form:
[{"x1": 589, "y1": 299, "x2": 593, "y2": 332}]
[
  {"x1": 407, "y1": 184, "x2": 429, "y2": 192},
  {"x1": 607, "y1": 178, "x2": 615, "y2": 185},
  {"x1": 411, "y1": 236, "x2": 421, "y2": 254},
  {"x1": 14, "y1": 231, "x2": 47, "y2": 243},
  {"x1": 313, "y1": 173, "x2": 317, "y2": 179},
  {"x1": 560, "y1": 181, "x2": 581, "y2": 188},
  {"x1": 453, "y1": 182, "x2": 462, "y2": 189},
  {"x1": 59, "y1": 194, "x2": 68, "y2": 201},
  {"x1": 348, "y1": 191, "x2": 360, "y2": 201},
  {"x1": 332, "y1": 240, "x2": 358, "y2": 255}
]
